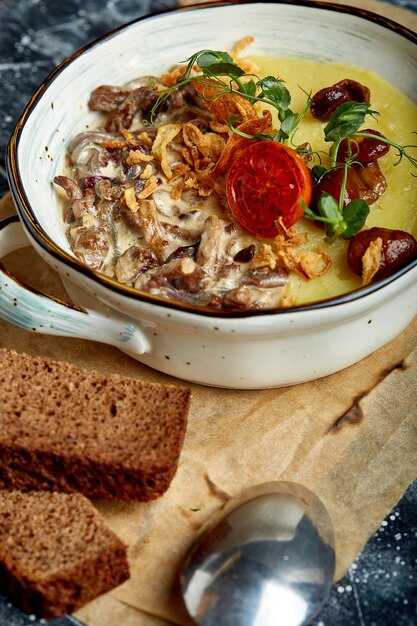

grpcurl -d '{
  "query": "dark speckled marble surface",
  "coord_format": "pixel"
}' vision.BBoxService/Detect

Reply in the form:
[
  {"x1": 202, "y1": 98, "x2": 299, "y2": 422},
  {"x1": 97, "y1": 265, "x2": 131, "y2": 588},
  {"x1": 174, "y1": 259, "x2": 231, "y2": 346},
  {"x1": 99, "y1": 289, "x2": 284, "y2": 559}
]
[{"x1": 0, "y1": 1, "x2": 416, "y2": 625}]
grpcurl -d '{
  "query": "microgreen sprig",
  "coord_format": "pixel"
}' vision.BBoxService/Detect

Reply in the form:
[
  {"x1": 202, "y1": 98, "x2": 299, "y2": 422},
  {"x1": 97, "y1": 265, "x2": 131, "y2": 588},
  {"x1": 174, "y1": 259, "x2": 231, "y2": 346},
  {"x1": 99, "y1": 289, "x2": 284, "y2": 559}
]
[
  {"x1": 148, "y1": 49, "x2": 309, "y2": 144},
  {"x1": 301, "y1": 100, "x2": 417, "y2": 238},
  {"x1": 147, "y1": 48, "x2": 417, "y2": 242},
  {"x1": 302, "y1": 161, "x2": 370, "y2": 239},
  {"x1": 323, "y1": 101, "x2": 379, "y2": 165},
  {"x1": 350, "y1": 131, "x2": 417, "y2": 169},
  {"x1": 301, "y1": 103, "x2": 374, "y2": 238},
  {"x1": 323, "y1": 101, "x2": 417, "y2": 170}
]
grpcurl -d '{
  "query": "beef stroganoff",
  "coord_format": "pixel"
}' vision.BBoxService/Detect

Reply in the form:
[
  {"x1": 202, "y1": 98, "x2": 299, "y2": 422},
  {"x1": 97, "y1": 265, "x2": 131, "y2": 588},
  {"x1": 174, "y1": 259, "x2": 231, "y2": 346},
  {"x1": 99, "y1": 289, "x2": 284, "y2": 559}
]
[{"x1": 54, "y1": 38, "x2": 417, "y2": 311}]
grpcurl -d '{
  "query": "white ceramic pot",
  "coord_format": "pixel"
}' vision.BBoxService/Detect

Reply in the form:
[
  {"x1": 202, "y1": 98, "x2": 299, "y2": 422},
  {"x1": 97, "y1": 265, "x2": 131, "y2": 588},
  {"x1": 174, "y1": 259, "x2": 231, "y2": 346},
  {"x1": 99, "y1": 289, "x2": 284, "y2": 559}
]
[{"x1": 4, "y1": 1, "x2": 417, "y2": 389}]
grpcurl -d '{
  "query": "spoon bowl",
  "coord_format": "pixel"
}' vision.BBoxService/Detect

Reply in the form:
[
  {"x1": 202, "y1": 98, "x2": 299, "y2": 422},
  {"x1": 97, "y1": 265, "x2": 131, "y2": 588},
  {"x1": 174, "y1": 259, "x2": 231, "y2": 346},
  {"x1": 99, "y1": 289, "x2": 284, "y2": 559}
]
[{"x1": 181, "y1": 481, "x2": 335, "y2": 626}]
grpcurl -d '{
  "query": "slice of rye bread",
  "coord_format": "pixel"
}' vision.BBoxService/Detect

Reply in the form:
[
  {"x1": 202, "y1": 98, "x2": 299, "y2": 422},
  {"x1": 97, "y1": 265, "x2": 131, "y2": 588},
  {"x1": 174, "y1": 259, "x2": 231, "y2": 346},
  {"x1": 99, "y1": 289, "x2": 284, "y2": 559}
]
[
  {"x1": 0, "y1": 348, "x2": 191, "y2": 501},
  {"x1": 0, "y1": 489, "x2": 130, "y2": 619}
]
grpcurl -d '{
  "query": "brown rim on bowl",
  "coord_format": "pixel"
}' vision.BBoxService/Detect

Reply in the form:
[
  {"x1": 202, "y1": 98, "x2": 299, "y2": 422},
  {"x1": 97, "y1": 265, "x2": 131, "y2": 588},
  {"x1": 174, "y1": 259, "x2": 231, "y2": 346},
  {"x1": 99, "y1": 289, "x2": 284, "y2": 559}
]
[{"x1": 6, "y1": 0, "x2": 417, "y2": 319}]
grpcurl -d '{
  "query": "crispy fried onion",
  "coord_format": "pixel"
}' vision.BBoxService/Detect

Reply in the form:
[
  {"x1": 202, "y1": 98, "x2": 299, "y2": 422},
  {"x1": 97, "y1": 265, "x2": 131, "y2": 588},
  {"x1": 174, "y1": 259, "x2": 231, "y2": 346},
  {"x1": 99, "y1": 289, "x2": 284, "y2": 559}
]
[
  {"x1": 251, "y1": 244, "x2": 278, "y2": 270},
  {"x1": 361, "y1": 237, "x2": 383, "y2": 285},
  {"x1": 138, "y1": 175, "x2": 159, "y2": 199},
  {"x1": 213, "y1": 109, "x2": 273, "y2": 175},
  {"x1": 275, "y1": 243, "x2": 332, "y2": 279},
  {"x1": 250, "y1": 218, "x2": 331, "y2": 279},
  {"x1": 160, "y1": 66, "x2": 185, "y2": 88},
  {"x1": 151, "y1": 123, "x2": 182, "y2": 178},
  {"x1": 230, "y1": 36, "x2": 254, "y2": 59},
  {"x1": 140, "y1": 164, "x2": 154, "y2": 180},
  {"x1": 210, "y1": 120, "x2": 230, "y2": 134},
  {"x1": 126, "y1": 149, "x2": 154, "y2": 165},
  {"x1": 230, "y1": 35, "x2": 260, "y2": 75},
  {"x1": 124, "y1": 177, "x2": 160, "y2": 212},
  {"x1": 192, "y1": 78, "x2": 257, "y2": 124},
  {"x1": 101, "y1": 128, "x2": 137, "y2": 150},
  {"x1": 273, "y1": 217, "x2": 305, "y2": 246},
  {"x1": 183, "y1": 122, "x2": 225, "y2": 163},
  {"x1": 124, "y1": 186, "x2": 140, "y2": 213},
  {"x1": 247, "y1": 224, "x2": 332, "y2": 279},
  {"x1": 152, "y1": 122, "x2": 226, "y2": 200}
]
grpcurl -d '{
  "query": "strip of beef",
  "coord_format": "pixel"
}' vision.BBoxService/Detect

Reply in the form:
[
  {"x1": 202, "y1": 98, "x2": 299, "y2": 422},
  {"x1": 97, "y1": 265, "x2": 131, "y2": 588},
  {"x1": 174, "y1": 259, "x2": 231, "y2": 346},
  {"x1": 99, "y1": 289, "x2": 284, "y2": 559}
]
[
  {"x1": 54, "y1": 176, "x2": 95, "y2": 222},
  {"x1": 143, "y1": 278, "x2": 223, "y2": 308},
  {"x1": 69, "y1": 130, "x2": 119, "y2": 176},
  {"x1": 93, "y1": 179, "x2": 123, "y2": 202},
  {"x1": 196, "y1": 215, "x2": 224, "y2": 274},
  {"x1": 70, "y1": 216, "x2": 110, "y2": 270},
  {"x1": 88, "y1": 85, "x2": 131, "y2": 112},
  {"x1": 222, "y1": 284, "x2": 286, "y2": 310},
  {"x1": 118, "y1": 200, "x2": 143, "y2": 233},
  {"x1": 146, "y1": 257, "x2": 196, "y2": 283},
  {"x1": 162, "y1": 222, "x2": 199, "y2": 244},
  {"x1": 166, "y1": 85, "x2": 215, "y2": 125},
  {"x1": 243, "y1": 266, "x2": 288, "y2": 288},
  {"x1": 104, "y1": 87, "x2": 159, "y2": 132},
  {"x1": 115, "y1": 246, "x2": 158, "y2": 283},
  {"x1": 137, "y1": 199, "x2": 171, "y2": 262},
  {"x1": 135, "y1": 257, "x2": 196, "y2": 296},
  {"x1": 178, "y1": 215, "x2": 225, "y2": 293},
  {"x1": 222, "y1": 267, "x2": 288, "y2": 310}
]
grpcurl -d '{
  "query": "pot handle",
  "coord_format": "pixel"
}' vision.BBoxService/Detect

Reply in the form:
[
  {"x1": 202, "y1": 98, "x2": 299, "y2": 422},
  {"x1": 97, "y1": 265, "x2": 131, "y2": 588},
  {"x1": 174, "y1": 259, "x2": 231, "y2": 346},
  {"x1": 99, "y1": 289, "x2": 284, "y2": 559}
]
[{"x1": 0, "y1": 215, "x2": 150, "y2": 354}]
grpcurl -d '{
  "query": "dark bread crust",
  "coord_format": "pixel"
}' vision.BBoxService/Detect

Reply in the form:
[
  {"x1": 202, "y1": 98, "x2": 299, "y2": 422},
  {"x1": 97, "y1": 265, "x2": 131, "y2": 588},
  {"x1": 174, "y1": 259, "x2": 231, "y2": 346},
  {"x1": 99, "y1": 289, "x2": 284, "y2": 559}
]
[
  {"x1": 0, "y1": 490, "x2": 130, "y2": 619},
  {"x1": 0, "y1": 349, "x2": 191, "y2": 501}
]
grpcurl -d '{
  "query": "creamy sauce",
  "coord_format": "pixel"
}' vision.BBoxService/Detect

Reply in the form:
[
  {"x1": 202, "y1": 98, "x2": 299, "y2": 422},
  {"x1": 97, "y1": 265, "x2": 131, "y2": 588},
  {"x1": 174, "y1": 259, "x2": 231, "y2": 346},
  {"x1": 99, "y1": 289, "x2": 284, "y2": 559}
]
[{"x1": 252, "y1": 56, "x2": 417, "y2": 304}]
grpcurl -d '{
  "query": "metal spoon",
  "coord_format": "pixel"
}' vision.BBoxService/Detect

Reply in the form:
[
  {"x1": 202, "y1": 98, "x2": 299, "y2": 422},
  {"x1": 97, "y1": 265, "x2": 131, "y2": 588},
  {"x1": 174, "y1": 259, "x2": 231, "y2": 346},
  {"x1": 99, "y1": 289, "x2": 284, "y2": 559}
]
[{"x1": 181, "y1": 481, "x2": 335, "y2": 626}]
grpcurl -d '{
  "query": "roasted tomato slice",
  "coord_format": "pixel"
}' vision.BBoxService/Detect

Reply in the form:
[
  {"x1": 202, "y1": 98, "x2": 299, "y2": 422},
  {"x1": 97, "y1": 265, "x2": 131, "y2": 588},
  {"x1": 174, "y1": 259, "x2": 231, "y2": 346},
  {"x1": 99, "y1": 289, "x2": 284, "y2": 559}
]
[{"x1": 226, "y1": 140, "x2": 312, "y2": 237}]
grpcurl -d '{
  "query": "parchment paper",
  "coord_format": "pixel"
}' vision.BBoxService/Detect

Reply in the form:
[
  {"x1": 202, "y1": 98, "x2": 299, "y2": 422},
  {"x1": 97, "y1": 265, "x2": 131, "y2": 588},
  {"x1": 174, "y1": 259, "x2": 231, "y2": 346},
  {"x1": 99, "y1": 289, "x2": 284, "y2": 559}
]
[
  {"x1": 1, "y1": 4, "x2": 417, "y2": 622},
  {"x1": 2, "y1": 191, "x2": 417, "y2": 624}
]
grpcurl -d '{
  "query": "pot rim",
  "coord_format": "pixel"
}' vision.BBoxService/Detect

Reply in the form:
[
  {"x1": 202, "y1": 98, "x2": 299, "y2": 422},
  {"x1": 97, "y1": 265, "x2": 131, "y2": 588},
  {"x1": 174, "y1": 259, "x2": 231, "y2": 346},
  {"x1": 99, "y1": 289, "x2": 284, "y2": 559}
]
[{"x1": 6, "y1": 0, "x2": 417, "y2": 320}]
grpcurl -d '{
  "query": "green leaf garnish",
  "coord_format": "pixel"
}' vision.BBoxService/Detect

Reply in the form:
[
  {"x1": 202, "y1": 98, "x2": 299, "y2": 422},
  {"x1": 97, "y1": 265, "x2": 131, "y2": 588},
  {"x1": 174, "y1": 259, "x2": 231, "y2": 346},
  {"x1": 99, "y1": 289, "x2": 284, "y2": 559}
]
[
  {"x1": 324, "y1": 101, "x2": 379, "y2": 143},
  {"x1": 279, "y1": 112, "x2": 298, "y2": 136},
  {"x1": 302, "y1": 155, "x2": 371, "y2": 239},
  {"x1": 311, "y1": 164, "x2": 328, "y2": 182},
  {"x1": 239, "y1": 78, "x2": 257, "y2": 98},
  {"x1": 226, "y1": 115, "x2": 253, "y2": 138},
  {"x1": 195, "y1": 50, "x2": 234, "y2": 68},
  {"x1": 316, "y1": 192, "x2": 345, "y2": 237},
  {"x1": 178, "y1": 50, "x2": 233, "y2": 80},
  {"x1": 341, "y1": 199, "x2": 370, "y2": 239},
  {"x1": 258, "y1": 76, "x2": 291, "y2": 110},
  {"x1": 148, "y1": 49, "x2": 310, "y2": 144},
  {"x1": 204, "y1": 62, "x2": 245, "y2": 78}
]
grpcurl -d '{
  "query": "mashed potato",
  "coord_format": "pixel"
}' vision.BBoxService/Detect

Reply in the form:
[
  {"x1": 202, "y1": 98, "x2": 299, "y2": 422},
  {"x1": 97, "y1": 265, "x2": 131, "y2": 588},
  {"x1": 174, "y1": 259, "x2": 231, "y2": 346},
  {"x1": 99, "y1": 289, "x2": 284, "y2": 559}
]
[{"x1": 253, "y1": 56, "x2": 417, "y2": 304}]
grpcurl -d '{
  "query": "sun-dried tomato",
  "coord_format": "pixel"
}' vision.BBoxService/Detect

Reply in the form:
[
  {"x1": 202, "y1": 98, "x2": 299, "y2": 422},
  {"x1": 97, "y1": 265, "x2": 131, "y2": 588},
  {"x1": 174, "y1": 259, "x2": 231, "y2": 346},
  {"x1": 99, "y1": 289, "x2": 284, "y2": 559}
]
[{"x1": 226, "y1": 141, "x2": 312, "y2": 237}]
